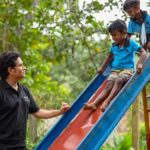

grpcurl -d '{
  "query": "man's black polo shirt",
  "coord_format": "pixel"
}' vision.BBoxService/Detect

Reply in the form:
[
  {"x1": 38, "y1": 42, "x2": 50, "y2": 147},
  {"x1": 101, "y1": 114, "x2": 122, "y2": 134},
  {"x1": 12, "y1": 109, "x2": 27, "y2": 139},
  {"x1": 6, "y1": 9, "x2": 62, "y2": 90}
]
[{"x1": 0, "y1": 80, "x2": 39, "y2": 149}]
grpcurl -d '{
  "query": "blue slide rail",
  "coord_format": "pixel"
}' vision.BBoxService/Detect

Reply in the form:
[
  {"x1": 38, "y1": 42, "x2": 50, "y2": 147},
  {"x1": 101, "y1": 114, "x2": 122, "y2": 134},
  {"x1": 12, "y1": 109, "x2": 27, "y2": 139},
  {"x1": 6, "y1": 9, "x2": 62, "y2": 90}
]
[
  {"x1": 77, "y1": 56, "x2": 150, "y2": 150},
  {"x1": 35, "y1": 65, "x2": 111, "y2": 149}
]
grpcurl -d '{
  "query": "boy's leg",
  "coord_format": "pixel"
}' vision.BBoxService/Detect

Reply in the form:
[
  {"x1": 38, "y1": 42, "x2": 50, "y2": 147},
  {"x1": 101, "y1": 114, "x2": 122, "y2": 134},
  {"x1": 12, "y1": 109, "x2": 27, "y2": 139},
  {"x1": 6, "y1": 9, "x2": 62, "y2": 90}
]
[
  {"x1": 146, "y1": 34, "x2": 150, "y2": 52},
  {"x1": 84, "y1": 80, "x2": 115, "y2": 111},
  {"x1": 101, "y1": 77, "x2": 125, "y2": 112},
  {"x1": 147, "y1": 42, "x2": 150, "y2": 52},
  {"x1": 101, "y1": 71, "x2": 132, "y2": 112}
]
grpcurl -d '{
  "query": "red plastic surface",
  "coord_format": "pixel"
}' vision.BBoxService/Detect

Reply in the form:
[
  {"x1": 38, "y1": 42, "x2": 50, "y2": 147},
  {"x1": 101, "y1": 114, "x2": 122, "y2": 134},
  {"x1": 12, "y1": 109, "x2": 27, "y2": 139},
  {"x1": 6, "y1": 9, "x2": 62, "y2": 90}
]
[{"x1": 48, "y1": 81, "x2": 107, "y2": 150}]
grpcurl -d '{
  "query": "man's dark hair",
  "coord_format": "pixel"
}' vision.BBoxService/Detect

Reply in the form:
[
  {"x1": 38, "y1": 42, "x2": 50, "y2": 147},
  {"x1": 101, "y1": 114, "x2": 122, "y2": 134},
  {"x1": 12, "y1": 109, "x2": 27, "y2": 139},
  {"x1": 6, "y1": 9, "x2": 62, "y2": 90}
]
[
  {"x1": 0, "y1": 51, "x2": 20, "y2": 80},
  {"x1": 108, "y1": 19, "x2": 127, "y2": 34},
  {"x1": 123, "y1": 0, "x2": 140, "y2": 11}
]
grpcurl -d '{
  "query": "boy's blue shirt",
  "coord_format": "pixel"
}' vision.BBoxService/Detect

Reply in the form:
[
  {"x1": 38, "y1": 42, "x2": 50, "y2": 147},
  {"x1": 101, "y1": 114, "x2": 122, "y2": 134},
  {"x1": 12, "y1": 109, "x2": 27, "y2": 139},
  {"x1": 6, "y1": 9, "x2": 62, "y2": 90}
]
[
  {"x1": 128, "y1": 11, "x2": 150, "y2": 34},
  {"x1": 110, "y1": 38, "x2": 141, "y2": 70}
]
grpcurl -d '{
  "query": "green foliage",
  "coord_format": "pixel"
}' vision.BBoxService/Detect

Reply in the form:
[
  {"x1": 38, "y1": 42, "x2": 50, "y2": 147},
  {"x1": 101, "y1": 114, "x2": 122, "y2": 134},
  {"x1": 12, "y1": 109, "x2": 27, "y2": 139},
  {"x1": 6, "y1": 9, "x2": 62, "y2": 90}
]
[
  {"x1": 3, "y1": 0, "x2": 148, "y2": 149},
  {"x1": 1, "y1": 1, "x2": 114, "y2": 142},
  {"x1": 26, "y1": 136, "x2": 35, "y2": 150},
  {"x1": 139, "y1": 123, "x2": 146, "y2": 150},
  {"x1": 146, "y1": 82, "x2": 150, "y2": 95},
  {"x1": 99, "y1": 122, "x2": 147, "y2": 150},
  {"x1": 100, "y1": 134, "x2": 132, "y2": 150}
]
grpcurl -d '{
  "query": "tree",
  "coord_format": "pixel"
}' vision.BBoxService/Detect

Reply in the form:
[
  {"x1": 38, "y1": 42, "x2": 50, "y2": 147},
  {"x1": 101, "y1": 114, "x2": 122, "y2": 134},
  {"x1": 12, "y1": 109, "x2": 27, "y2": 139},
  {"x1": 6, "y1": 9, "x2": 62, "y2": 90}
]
[{"x1": 1, "y1": 0, "x2": 126, "y2": 148}]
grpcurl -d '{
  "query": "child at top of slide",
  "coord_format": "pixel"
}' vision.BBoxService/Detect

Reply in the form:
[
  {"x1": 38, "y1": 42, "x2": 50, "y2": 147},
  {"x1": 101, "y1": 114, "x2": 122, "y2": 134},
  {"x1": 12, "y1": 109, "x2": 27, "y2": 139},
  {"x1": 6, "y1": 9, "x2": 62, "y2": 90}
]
[{"x1": 123, "y1": 0, "x2": 150, "y2": 52}]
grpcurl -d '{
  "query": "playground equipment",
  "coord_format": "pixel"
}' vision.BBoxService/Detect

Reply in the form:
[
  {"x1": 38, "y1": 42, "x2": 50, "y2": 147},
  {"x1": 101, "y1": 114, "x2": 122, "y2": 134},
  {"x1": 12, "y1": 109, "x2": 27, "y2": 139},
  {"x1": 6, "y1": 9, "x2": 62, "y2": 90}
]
[
  {"x1": 35, "y1": 56, "x2": 150, "y2": 150},
  {"x1": 143, "y1": 85, "x2": 150, "y2": 150}
]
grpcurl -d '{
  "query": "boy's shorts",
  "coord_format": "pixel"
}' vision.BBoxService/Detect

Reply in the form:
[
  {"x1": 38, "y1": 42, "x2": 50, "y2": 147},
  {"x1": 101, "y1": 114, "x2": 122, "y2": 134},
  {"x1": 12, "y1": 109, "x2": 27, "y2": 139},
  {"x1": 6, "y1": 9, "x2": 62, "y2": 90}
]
[{"x1": 107, "y1": 69, "x2": 134, "y2": 82}]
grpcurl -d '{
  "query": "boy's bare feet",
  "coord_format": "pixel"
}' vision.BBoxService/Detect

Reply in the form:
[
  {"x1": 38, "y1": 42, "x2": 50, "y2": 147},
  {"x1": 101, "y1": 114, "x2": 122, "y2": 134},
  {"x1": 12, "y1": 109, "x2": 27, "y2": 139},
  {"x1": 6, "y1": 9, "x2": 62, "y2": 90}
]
[{"x1": 83, "y1": 103, "x2": 97, "y2": 111}]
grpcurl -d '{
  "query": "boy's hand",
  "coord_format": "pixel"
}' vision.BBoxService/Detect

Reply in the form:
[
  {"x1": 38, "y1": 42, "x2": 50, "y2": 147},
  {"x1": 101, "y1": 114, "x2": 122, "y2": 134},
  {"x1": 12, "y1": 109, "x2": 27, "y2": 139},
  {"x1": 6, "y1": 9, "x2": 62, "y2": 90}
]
[
  {"x1": 60, "y1": 102, "x2": 70, "y2": 114},
  {"x1": 136, "y1": 63, "x2": 142, "y2": 74},
  {"x1": 97, "y1": 67, "x2": 103, "y2": 74}
]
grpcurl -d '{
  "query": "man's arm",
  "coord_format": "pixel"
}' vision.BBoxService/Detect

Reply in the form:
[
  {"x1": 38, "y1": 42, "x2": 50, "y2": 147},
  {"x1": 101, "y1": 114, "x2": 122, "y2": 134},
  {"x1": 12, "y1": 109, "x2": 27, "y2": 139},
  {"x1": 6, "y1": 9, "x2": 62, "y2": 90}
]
[
  {"x1": 136, "y1": 48, "x2": 147, "y2": 74},
  {"x1": 32, "y1": 103, "x2": 70, "y2": 119},
  {"x1": 97, "y1": 52, "x2": 113, "y2": 73}
]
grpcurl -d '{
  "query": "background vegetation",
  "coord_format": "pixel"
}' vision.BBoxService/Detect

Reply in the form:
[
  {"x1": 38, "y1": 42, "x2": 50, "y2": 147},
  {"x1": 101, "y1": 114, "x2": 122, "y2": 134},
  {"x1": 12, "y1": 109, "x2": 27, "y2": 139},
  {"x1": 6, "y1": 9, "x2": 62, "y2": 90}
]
[{"x1": 0, "y1": 0, "x2": 150, "y2": 149}]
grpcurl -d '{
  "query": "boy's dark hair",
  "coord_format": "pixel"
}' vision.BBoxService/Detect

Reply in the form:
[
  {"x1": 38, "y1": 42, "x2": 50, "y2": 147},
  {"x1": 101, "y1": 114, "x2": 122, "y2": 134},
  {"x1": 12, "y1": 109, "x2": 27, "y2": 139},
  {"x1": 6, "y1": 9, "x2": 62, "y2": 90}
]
[
  {"x1": 0, "y1": 51, "x2": 20, "y2": 80},
  {"x1": 108, "y1": 19, "x2": 127, "y2": 33},
  {"x1": 123, "y1": 0, "x2": 140, "y2": 11}
]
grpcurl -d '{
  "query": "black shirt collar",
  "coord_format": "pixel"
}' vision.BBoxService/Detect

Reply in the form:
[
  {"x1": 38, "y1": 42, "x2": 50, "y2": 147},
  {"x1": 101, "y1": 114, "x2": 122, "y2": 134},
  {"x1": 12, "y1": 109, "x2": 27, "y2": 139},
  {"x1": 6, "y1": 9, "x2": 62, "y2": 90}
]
[
  {"x1": 0, "y1": 80, "x2": 11, "y2": 89},
  {"x1": 0, "y1": 80, "x2": 20, "y2": 91}
]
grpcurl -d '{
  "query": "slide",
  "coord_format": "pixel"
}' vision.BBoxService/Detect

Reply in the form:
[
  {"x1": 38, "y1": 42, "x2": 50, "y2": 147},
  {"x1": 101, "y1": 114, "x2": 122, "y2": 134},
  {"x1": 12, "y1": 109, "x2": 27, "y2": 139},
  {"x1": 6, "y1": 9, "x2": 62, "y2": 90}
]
[{"x1": 35, "y1": 56, "x2": 150, "y2": 150}]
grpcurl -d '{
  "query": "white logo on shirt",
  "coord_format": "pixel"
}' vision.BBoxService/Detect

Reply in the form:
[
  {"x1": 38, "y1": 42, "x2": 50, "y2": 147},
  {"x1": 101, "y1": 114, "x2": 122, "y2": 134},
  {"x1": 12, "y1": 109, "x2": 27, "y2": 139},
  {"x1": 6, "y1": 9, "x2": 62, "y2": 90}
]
[{"x1": 24, "y1": 96, "x2": 30, "y2": 103}]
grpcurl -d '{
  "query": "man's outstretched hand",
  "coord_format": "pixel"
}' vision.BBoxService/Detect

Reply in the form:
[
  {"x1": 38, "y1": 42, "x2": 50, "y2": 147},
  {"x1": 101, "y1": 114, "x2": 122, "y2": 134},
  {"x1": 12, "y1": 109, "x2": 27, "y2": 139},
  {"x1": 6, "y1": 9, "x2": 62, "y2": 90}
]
[{"x1": 60, "y1": 102, "x2": 70, "y2": 114}]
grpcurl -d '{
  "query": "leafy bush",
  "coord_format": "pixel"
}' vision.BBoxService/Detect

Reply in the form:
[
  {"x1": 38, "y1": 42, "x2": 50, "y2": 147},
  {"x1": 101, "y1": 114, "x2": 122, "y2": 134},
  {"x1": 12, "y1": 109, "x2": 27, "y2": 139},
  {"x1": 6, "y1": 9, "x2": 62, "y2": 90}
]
[
  {"x1": 139, "y1": 123, "x2": 146, "y2": 150},
  {"x1": 100, "y1": 134, "x2": 132, "y2": 150},
  {"x1": 100, "y1": 122, "x2": 147, "y2": 150},
  {"x1": 26, "y1": 136, "x2": 35, "y2": 150}
]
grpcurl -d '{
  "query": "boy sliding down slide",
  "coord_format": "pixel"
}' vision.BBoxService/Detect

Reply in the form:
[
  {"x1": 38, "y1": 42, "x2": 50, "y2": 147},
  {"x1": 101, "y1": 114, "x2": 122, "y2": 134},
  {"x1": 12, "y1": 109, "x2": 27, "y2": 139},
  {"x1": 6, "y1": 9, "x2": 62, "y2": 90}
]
[{"x1": 84, "y1": 19, "x2": 147, "y2": 112}]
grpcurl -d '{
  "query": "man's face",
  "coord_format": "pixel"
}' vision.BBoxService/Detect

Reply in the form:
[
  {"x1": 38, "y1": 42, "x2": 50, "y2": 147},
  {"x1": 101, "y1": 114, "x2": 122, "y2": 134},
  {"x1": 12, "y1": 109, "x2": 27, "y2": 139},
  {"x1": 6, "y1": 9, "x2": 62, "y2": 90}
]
[{"x1": 11, "y1": 57, "x2": 26, "y2": 80}]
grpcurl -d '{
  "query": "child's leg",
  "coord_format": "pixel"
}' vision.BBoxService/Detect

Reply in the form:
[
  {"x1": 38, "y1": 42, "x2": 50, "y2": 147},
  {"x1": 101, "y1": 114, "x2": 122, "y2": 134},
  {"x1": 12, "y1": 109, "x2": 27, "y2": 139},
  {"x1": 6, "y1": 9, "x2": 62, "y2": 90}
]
[
  {"x1": 101, "y1": 70, "x2": 132, "y2": 112},
  {"x1": 147, "y1": 42, "x2": 150, "y2": 52},
  {"x1": 84, "y1": 80, "x2": 115, "y2": 111},
  {"x1": 146, "y1": 34, "x2": 150, "y2": 52},
  {"x1": 101, "y1": 77, "x2": 125, "y2": 112}
]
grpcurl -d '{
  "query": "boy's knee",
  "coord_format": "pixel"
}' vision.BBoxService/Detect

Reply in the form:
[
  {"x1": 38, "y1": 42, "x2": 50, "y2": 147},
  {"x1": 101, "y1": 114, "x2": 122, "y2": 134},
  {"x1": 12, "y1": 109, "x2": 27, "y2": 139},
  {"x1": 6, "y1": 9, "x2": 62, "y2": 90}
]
[
  {"x1": 115, "y1": 77, "x2": 124, "y2": 85},
  {"x1": 106, "y1": 81, "x2": 114, "y2": 90}
]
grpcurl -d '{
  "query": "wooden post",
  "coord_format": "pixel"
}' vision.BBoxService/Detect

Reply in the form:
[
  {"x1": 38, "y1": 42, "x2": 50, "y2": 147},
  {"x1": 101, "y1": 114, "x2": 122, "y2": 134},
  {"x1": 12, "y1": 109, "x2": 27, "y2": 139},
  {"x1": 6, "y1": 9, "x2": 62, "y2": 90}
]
[
  {"x1": 132, "y1": 94, "x2": 140, "y2": 150},
  {"x1": 142, "y1": 87, "x2": 150, "y2": 150}
]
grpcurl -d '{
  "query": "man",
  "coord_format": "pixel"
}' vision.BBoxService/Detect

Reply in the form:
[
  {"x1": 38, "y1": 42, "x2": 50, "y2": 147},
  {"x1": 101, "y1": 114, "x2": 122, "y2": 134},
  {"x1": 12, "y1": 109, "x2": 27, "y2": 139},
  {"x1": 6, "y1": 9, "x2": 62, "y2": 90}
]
[{"x1": 0, "y1": 51, "x2": 70, "y2": 150}]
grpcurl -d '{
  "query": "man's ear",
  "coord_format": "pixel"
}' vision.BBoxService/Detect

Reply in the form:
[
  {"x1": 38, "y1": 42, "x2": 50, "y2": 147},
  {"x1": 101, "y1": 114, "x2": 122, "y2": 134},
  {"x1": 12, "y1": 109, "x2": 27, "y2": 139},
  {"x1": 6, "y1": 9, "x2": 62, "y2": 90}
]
[{"x1": 8, "y1": 67, "x2": 15, "y2": 75}]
